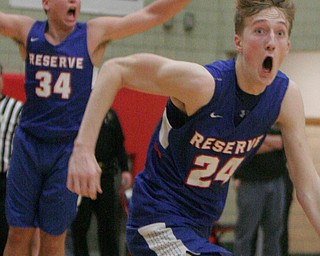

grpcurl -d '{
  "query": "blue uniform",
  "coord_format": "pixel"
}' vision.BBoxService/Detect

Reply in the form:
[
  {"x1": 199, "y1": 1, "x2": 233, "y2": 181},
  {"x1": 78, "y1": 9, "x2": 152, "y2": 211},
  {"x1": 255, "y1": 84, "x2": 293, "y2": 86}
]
[
  {"x1": 126, "y1": 58, "x2": 289, "y2": 255},
  {"x1": 6, "y1": 21, "x2": 96, "y2": 235}
]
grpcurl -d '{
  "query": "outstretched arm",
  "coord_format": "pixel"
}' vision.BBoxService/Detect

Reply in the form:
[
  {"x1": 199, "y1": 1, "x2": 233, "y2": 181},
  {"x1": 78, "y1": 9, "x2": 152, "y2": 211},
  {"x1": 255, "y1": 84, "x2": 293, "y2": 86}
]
[
  {"x1": 277, "y1": 80, "x2": 320, "y2": 236},
  {"x1": 89, "y1": 0, "x2": 191, "y2": 41},
  {"x1": 87, "y1": 0, "x2": 191, "y2": 65},
  {"x1": 67, "y1": 53, "x2": 214, "y2": 199},
  {"x1": 0, "y1": 12, "x2": 34, "y2": 59}
]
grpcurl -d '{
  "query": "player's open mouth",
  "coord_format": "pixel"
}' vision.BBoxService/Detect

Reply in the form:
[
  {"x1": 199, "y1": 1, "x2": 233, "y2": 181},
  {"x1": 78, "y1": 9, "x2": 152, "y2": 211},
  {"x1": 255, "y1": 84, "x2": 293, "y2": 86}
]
[
  {"x1": 263, "y1": 56, "x2": 273, "y2": 73},
  {"x1": 67, "y1": 8, "x2": 76, "y2": 18}
]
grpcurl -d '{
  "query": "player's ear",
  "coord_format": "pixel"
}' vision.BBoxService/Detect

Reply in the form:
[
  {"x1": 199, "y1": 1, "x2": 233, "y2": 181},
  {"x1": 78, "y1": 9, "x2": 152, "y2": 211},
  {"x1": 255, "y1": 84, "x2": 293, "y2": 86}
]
[
  {"x1": 234, "y1": 34, "x2": 243, "y2": 54},
  {"x1": 285, "y1": 39, "x2": 291, "y2": 55},
  {"x1": 42, "y1": 0, "x2": 49, "y2": 13}
]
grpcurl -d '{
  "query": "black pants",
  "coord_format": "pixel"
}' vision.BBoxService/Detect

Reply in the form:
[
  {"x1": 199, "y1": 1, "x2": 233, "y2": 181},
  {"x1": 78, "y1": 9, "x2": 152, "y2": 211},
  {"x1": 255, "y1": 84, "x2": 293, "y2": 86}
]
[
  {"x1": 281, "y1": 172, "x2": 294, "y2": 256},
  {"x1": 71, "y1": 173, "x2": 119, "y2": 256},
  {"x1": 0, "y1": 175, "x2": 8, "y2": 254}
]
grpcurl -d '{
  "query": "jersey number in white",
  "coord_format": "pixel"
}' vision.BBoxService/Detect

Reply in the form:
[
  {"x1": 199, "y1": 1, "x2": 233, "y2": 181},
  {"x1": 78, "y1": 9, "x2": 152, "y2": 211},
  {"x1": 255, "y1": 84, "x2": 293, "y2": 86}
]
[
  {"x1": 35, "y1": 71, "x2": 71, "y2": 99},
  {"x1": 186, "y1": 155, "x2": 245, "y2": 187}
]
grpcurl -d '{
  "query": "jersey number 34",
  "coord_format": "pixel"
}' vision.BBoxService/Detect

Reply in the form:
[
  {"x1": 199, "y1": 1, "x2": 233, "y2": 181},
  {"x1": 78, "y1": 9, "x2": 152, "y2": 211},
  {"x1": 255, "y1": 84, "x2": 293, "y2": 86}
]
[{"x1": 35, "y1": 71, "x2": 71, "y2": 99}]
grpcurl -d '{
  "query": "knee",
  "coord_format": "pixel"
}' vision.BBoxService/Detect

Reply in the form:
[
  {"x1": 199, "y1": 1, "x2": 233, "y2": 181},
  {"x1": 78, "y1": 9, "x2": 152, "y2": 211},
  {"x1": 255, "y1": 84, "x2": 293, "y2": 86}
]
[
  {"x1": 8, "y1": 227, "x2": 32, "y2": 241},
  {"x1": 6, "y1": 227, "x2": 34, "y2": 250},
  {"x1": 40, "y1": 231, "x2": 66, "y2": 254}
]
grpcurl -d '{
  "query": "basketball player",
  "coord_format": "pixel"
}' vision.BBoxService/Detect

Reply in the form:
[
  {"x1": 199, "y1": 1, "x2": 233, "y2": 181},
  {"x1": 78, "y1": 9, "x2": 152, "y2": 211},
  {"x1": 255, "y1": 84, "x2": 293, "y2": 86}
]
[
  {"x1": 0, "y1": 0, "x2": 191, "y2": 255},
  {"x1": 68, "y1": 0, "x2": 320, "y2": 255}
]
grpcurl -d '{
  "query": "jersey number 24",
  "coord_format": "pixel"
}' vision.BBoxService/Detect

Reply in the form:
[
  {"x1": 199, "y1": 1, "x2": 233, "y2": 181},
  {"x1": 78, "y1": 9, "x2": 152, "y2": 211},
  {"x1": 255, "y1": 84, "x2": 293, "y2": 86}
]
[{"x1": 186, "y1": 155, "x2": 245, "y2": 187}]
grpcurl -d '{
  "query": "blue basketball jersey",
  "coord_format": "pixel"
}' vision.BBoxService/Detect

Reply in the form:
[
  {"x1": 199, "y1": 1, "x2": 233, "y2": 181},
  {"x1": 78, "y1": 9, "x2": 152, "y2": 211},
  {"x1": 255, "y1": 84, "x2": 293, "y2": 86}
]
[
  {"x1": 128, "y1": 58, "x2": 289, "y2": 236},
  {"x1": 20, "y1": 21, "x2": 96, "y2": 142}
]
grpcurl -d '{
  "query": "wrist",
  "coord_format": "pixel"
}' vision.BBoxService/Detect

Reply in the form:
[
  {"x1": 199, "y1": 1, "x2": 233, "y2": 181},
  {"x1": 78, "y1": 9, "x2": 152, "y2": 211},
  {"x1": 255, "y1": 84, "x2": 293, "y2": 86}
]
[{"x1": 73, "y1": 137, "x2": 95, "y2": 154}]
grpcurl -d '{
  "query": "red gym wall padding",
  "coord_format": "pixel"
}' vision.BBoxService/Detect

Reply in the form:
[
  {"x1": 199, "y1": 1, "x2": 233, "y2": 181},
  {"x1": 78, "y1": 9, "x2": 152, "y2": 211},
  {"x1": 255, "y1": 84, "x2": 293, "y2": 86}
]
[
  {"x1": 113, "y1": 89, "x2": 167, "y2": 177},
  {"x1": 2, "y1": 73, "x2": 167, "y2": 177},
  {"x1": 2, "y1": 73, "x2": 26, "y2": 102}
]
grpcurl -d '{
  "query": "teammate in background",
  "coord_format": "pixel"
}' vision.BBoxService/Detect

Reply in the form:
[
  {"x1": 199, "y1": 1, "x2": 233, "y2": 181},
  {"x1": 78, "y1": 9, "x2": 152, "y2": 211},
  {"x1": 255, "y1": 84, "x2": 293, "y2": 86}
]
[
  {"x1": 71, "y1": 108, "x2": 132, "y2": 256},
  {"x1": 0, "y1": 0, "x2": 191, "y2": 255},
  {"x1": 68, "y1": 0, "x2": 320, "y2": 255},
  {"x1": 233, "y1": 124, "x2": 288, "y2": 256},
  {"x1": 0, "y1": 63, "x2": 23, "y2": 255}
]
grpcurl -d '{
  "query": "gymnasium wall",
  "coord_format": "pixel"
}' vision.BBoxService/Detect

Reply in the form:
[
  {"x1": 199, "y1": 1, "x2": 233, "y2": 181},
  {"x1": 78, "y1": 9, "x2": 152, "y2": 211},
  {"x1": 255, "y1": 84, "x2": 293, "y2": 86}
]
[{"x1": 1, "y1": 0, "x2": 320, "y2": 254}]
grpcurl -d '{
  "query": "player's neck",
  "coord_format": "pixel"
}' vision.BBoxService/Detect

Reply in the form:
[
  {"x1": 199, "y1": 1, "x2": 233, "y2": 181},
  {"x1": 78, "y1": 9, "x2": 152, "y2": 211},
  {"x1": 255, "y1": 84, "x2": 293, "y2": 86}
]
[
  {"x1": 45, "y1": 22, "x2": 75, "y2": 45},
  {"x1": 235, "y1": 59, "x2": 267, "y2": 96}
]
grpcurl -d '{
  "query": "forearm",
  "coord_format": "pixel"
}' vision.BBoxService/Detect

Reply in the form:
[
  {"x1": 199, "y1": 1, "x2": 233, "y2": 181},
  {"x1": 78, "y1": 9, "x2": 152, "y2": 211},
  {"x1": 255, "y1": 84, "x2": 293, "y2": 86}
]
[
  {"x1": 286, "y1": 139, "x2": 320, "y2": 236},
  {"x1": 296, "y1": 175, "x2": 320, "y2": 236},
  {"x1": 145, "y1": 0, "x2": 191, "y2": 22},
  {"x1": 108, "y1": 0, "x2": 191, "y2": 41},
  {"x1": 74, "y1": 60, "x2": 122, "y2": 153}
]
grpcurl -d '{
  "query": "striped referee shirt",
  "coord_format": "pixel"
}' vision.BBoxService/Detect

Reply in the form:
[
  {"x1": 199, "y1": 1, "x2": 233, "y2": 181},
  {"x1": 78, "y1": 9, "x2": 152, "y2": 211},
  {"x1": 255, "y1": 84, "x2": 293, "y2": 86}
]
[{"x1": 0, "y1": 95, "x2": 23, "y2": 174}]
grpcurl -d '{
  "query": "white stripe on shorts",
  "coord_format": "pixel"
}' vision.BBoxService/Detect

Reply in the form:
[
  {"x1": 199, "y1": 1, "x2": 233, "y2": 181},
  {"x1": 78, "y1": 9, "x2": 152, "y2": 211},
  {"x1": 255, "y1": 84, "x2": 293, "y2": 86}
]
[
  {"x1": 138, "y1": 223, "x2": 200, "y2": 256},
  {"x1": 77, "y1": 195, "x2": 82, "y2": 207}
]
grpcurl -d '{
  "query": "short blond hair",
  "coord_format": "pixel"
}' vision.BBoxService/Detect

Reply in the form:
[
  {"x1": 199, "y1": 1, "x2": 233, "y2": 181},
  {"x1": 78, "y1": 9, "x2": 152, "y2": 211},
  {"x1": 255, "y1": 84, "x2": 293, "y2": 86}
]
[{"x1": 234, "y1": 0, "x2": 296, "y2": 36}]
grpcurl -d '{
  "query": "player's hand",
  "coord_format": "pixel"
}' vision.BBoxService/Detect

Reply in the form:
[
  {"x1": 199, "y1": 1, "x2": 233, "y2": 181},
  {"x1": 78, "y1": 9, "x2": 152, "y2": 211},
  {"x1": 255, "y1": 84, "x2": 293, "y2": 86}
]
[
  {"x1": 121, "y1": 171, "x2": 133, "y2": 190},
  {"x1": 233, "y1": 179, "x2": 241, "y2": 190},
  {"x1": 67, "y1": 147, "x2": 102, "y2": 200}
]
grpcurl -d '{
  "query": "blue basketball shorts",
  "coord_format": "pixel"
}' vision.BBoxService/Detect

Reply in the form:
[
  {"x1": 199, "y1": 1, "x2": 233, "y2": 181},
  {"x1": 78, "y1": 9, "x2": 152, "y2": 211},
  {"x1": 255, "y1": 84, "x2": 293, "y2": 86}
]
[
  {"x1": 126, "y1": 222, "x2": 234, "y2": 256},
  {"x1": 5, "y1": 127, "x2": 78, "y2": 235}
]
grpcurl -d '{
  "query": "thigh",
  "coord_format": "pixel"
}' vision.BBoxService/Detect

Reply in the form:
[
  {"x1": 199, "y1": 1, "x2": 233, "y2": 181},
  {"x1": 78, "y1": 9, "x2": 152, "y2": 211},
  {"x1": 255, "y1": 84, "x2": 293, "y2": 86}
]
[
  {"x1": 234, "y1": 182, "x2": 264, "y2": 256},
  {"x1": 5, "y1": 129, "x2": 42, "y2": 228},
  {"x1": 262, "y1": 178, "x2": 285, "y2": 231},
  {"x1": 38, "y1": 142, "x2": 78, "y2": 235},
  {"x1": 235, "y1": 182, "x2": 264, "y2": 233},
  {"x1": 127, "y1": 223, "x2": 234, "y2": 256}
]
